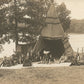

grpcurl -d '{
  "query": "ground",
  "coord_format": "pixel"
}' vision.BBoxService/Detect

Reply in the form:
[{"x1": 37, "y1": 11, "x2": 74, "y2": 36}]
[{"x1": 0, "y1": 66, "x2": 84, "y2": 84}]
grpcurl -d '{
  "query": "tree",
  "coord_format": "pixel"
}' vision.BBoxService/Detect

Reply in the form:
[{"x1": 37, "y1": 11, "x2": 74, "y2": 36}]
[
  {"x1": 56, "y1": 2, "x2": 71, "y2": 32},
  {"x1": 9, "y1": 0, "x2": 50, "y2": 44},
  {"x1": 0, "y1": 0, "x2": 12, "y2": 43},
  {"x1": 0, "y1": 0, "x2": 12, "y2": 52},
  {"x1": 0, "y1": 0, "x2": 12, "y2": 5},
  {"x1": 0, "y1": 0, "x2": 71, "y2": 52}
]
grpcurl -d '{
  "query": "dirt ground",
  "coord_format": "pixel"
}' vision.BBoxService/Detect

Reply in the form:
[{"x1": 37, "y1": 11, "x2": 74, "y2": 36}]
[{"x1": 0, "y1": 66, "x2": 84, "y2": 84}]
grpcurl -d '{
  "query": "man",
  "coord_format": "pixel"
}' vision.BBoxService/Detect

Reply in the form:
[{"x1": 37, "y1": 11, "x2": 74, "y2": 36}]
[
  {"x1": 23, "y1": 52, "x2": 32, "y2": 67},
  {"x1": 49, "y1": 54, "x2": 54, "y2": 63},
  {"x1": 43, "y1": 50, "x2": 50, "y2": 64},
  {"x1": 59, "y1": 55, "x2": 66, "y2": 63},
  {"x1": 0, "y1": 56, "x2": 11, "y2": 67}
]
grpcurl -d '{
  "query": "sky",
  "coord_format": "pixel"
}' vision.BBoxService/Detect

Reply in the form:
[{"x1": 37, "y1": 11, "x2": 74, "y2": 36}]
[{"x1": 56, "y1": 0, "x2": 84, "y2": 19}]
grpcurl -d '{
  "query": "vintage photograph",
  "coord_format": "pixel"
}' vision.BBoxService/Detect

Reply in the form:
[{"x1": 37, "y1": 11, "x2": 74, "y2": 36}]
[{"x1": 0, "y1": 0, "x2": 84, "y2": 84}]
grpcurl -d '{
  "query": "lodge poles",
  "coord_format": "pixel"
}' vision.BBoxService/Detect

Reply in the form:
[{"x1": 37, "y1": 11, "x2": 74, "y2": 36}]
[
  {"x1": 76, "y1": 48, "x2": 80, "y2": 61},
  {"x1": 14, "y1": 0, "x2": 18, "y2": 52},
  {"x1": 82, "y1": 47, "x2": 84, "y2": 56},
  {"x1": 77, "y1": 48, "x2": 79, "y2": 54}
]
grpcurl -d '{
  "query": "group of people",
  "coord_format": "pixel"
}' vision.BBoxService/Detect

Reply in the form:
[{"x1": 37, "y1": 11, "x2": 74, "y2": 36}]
[
  {"x1": 0, "y1": 49, "x2": 74, "y2": 67},
  {"x1": 33, "y1": 50, "x2": 58, "y2": 64},
  {"x1": 0, "y1": 52, "x2": 31, "y2": 67}
]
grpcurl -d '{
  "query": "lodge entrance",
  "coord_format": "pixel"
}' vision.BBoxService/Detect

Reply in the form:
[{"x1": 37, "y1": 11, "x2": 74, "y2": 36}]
[{"x1": 41, "y1": 39, "x2": 65, "y2": 59}]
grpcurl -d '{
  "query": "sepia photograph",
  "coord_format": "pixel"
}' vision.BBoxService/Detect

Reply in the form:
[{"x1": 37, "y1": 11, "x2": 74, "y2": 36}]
[{"x1": 0, "y1": 0, "x2": 84, "y2": 84}]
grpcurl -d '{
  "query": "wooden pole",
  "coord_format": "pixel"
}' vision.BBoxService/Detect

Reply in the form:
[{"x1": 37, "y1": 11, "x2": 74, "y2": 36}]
[
  {"x1": 82, "y1": 48, "x2": 83, "y2": 55},
  {"x1": 77, "y1": 48, "x2": 79, "y2": 54},
  {"x1": 14, "y1": 0, "x2": 18, "y2": 52}
]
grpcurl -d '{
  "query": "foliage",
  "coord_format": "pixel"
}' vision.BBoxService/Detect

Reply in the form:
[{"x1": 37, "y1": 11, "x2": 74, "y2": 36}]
[
  {"x1": 7, "y1": 0, "x2": 51, "y2": 43},
  {"x1": 69, "y1": 19, "x2": 84, "y2": 33},
  {"x1": 56, "y1": 2, "x2": 71, "y2": 32},
  {"x1": 0, "y1": 0, "x2": 12, "y2": 5},
  {"x1": 0, "y1": 0, "x2": 71, "y2": 45}
]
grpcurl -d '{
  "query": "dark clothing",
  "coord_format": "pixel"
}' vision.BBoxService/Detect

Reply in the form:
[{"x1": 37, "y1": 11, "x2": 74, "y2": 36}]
[
  {"x1": 23, "y1": 57, "x2": 32, "y2": 66},
  {"x1": 44, "y1": 54, "x2": 49, "y2": 63},
  {"x1": 0, "y1": 59, "x2": 11, "y2": 67}
]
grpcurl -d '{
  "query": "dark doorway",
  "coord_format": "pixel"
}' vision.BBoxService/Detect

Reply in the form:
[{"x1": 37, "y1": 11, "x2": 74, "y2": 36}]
[{"x1": 43, "y1": 39, "x2": 65, "y2": 59}]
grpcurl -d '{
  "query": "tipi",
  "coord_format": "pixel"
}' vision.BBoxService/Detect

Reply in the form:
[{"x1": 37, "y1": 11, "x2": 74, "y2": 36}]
[{"x1": 33, "y1": 1, "x2": 73, "y2": 59}]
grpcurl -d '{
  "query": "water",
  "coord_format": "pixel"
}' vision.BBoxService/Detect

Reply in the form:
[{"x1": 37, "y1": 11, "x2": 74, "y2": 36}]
[
  {"x1": 0, "y1": 34, "x2": 84, "y2": 58},
  {"x1": 69, "y1": 33, "x2": 84, "y2": 52}
]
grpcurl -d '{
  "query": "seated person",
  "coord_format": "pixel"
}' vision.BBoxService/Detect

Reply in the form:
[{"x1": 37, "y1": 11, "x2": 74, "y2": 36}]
[
  {"x1": 23, "y1": 53, "x2": 32, "y2": 66},
  {"x1": 59, "y1": 55, "x2": 66, "y2": 63},
  {"x1": 0, "y1": 56, "x2": 11, "y2": 67},
  {"x1": 49, "y1": 54, "x2": 54, "y2": 63}
]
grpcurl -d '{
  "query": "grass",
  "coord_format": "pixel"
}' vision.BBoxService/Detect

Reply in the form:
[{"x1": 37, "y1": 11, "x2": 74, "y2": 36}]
[{"x1": 0, "y1": 66, "x2": 84, "y2": 84}]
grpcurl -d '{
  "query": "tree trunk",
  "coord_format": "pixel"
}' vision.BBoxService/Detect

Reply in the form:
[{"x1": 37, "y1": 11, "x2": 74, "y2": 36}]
[{"x1": 14, "y1": 0, "x2": 18, "y2": 52}]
